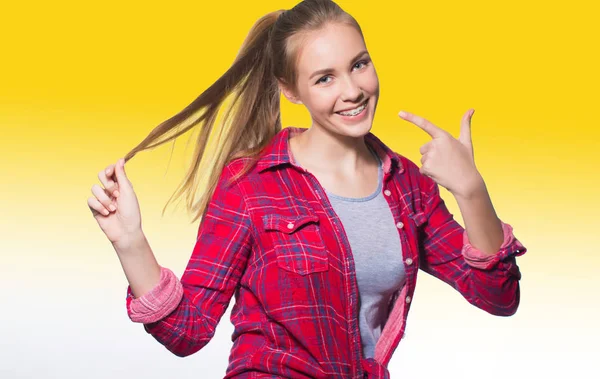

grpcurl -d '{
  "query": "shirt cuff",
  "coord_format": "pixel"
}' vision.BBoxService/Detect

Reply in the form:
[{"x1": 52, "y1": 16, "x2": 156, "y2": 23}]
[
  {"x1": 125, "y1": 266, "x2": 184, "y2": 324},
  {"x1": 462, "y1": 220, "x2": 526, "y2": 270}
]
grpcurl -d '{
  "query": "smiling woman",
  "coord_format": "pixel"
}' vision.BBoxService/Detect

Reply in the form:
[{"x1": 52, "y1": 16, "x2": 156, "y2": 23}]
[{"x1": 86, "y1": 0, "x2": 528, "y2": 378}]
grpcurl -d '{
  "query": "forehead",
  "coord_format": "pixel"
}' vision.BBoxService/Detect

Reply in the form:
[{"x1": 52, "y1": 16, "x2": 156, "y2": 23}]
[{"x1": 294, "y1": 23, "x2": 366, "y2": 77}]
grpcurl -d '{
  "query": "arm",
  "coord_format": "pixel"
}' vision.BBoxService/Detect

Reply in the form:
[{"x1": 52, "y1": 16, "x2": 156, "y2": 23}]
[
  {"x1": 123, "y1": 164, "x2": 254, "y2": 356},
  {"x1": 418, "y1": 174, "x2": 527, "y2": 316},
  {"x1": 453, "y1": 177, "x2": 524, "y2": 269},
  {"x1": 114, "y1": 230, "x2": 163, "y2": 310}
]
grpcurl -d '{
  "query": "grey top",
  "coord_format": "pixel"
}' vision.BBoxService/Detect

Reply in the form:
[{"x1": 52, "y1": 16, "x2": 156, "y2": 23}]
[{"x1": 293, "y1": 144, "x2": 406, "y2": 359}]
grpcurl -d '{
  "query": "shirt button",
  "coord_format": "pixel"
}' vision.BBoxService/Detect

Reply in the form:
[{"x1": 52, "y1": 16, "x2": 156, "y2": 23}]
[
  {"x1": 287, "y1": 223, "x2": 294, "y2": 229},
  {"x1": 405, "y1": 258, "x2": 413, "y2": 265},
  {"x1": 396, "y1": 222, "x2": 404, "y2": 229},
  {"x1": 406, "y1": 296, "x2": 412, "y2": 303},
  {"x1": 384, "y1": 189, "x2": 391, "y2": 196}
]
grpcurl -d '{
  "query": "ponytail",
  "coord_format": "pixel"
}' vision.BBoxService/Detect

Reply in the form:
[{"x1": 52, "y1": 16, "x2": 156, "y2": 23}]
[{"x1": 121, "y1": 10, "x2": 285, "y2": 223}]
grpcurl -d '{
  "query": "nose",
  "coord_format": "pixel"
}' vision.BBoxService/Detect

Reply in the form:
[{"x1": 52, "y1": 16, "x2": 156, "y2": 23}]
[{"x1": 340, "y1": 76, "x2": 364, "y2": 103}]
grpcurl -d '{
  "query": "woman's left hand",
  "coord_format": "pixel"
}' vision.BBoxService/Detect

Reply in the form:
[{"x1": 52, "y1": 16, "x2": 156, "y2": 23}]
[{"x1": 398, "y1": 109, "x2": 485, "y2": 199}]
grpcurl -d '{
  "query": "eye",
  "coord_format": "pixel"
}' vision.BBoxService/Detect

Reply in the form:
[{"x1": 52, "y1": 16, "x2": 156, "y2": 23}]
[
  {"x1": 316, "y1": 75, "x2": 332, "y2": 85},
  {"x1": 353, "y1": 59, "x2": 370, "y2": 70}
]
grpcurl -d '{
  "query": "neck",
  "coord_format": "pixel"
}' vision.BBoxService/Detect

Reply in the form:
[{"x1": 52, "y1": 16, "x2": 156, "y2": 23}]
[{"x1": 289, "y1": 126, "x2": 376, "y2": 175}]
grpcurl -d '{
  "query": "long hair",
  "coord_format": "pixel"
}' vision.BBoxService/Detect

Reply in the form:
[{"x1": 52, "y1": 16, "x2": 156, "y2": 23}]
[{"x1": 121, "y1": 0, "x2": 363, "y2": 223}]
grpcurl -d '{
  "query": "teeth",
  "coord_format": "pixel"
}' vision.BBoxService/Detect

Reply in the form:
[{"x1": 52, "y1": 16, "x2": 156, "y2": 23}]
[{"x1": 338, "y1": 102, "x2": 366, "y2": 116}]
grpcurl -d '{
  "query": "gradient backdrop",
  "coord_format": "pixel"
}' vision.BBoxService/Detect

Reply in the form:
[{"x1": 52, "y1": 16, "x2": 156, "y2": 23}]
[{"x1": 2, "y1": 0, "x2": 598, "y2": 378}]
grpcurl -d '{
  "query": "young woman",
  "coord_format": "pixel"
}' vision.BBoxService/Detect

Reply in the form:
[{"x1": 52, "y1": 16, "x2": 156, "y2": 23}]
[{"x1": 87, "y1": 0, "x2": 527, "y2": 378}]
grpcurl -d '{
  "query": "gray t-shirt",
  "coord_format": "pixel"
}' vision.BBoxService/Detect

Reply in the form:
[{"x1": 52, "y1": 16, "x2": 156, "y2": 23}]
[{"x1": 293, "y1": 144, "x2": 406, "y2": 359}]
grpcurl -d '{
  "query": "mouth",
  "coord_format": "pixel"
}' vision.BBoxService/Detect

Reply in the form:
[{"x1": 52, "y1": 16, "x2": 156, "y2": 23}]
[{"x1": 335, "y1": 99, "x2": 369, "y2": 117}]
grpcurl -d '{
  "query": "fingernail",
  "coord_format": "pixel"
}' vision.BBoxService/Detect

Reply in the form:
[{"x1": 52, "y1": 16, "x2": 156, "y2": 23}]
[
  {"x1": 103, "y1": 209, "x2": 110, "y2": 215},
  {"x1": 399, "y1": 111, "x2": 407, "y2": 118},
  {"x1": 109, "y1": 204, "x2": 116, "y2": 211},
  {"x1": 106, "y1": 169, "x2": 110, "y2": 175},
  {"x1": 113, "y1": 190, "x2": 120, "y2": 197}
]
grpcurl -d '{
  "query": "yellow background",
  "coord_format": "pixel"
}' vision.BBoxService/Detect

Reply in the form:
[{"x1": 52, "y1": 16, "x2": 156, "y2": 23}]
[{"x1": 2, "y1": 0, "x2": 598, "y2": 378}]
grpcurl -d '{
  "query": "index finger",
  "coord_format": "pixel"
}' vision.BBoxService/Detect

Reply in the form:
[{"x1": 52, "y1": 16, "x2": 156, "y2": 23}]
[
  {"x1": 399, "y1": 111, "x2": 446, "y2": 138},
  {"x1": 104, "y1": 163, "x2": 117, "y2": 177},
  {"x1": 98, "y1": 166, "x2": 119, "y2": 194}
]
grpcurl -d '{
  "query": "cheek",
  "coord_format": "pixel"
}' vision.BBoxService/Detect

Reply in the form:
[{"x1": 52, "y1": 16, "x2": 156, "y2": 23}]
[
  {"x1": 363, "y1": 71, "x2": 380, "y2": 94},
  {"x1": 306, "y1": 89, "x2": 338, "y2": 114}
]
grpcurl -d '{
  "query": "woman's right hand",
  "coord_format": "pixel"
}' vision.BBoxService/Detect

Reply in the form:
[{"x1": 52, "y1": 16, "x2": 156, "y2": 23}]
[{"x1": 88, "y1": 158, "x2": 143, "y2": 247}]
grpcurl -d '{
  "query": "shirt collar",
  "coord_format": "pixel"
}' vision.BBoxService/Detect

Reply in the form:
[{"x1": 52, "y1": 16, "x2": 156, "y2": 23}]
[{"x1": 256, "y1": 127, "x2": 404, "y2": 175}]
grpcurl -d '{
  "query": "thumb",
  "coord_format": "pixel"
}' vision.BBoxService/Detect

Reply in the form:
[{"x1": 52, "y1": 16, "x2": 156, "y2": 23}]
[
  {"x1": 114, "y1": 158, "x2": 132, "y2": 191},
  {"x1": 458, "y1": 109, "x2": 474, "y2": 154}
]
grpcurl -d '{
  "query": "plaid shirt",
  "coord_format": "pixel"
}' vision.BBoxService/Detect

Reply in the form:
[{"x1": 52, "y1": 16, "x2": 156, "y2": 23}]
[{"x1": 126, "y1": 127, "x2": 527, "y2": 378}]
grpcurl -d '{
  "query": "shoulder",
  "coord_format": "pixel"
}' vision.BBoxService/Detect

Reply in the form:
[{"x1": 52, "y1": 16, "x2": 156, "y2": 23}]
[
  {"x1": 219, "y1": 157, "x2": 256, "y2": 183},
  {"x1": 217, "y1": 156, "x2": 266, "y2": 200}
]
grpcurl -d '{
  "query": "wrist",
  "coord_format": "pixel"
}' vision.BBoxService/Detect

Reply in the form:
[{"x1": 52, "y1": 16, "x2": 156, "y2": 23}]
[
  {"x1": 453, "y1": 172, "x2": 486, "y2": 200},
  {"x1": 113, "y1": 229, "x2": 147, "y2": 255}
]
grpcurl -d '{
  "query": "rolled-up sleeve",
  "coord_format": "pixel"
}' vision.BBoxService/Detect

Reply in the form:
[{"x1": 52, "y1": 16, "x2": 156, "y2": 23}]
[
  {"x1": 126, "y1": 266, "x2": 183, "y2": 324},
  {"x1": 462, "y1": 220, "x2": 526, "y2": 271}
]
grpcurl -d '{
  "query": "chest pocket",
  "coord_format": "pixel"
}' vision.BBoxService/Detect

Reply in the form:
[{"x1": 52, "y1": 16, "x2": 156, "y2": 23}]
[{"x1": 262, "y1": 213, "x2": 329, "y2": 275}]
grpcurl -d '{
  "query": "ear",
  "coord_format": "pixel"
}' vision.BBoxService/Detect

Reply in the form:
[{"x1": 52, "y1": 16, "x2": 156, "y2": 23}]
[{"x1": 278, "y1": 80, "x2": 303, "y2": 105}]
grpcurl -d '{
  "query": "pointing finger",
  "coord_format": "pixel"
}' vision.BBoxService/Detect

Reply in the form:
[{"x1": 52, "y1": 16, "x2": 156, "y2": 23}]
[{"x1": 399, "y1": 110, "x2": 446, "y2": 139}]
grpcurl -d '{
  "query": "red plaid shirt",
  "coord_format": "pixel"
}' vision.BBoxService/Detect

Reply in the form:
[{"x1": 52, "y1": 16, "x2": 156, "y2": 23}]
[{"x1": 126, "y1": 127, "x2": 527, "y2": 378}]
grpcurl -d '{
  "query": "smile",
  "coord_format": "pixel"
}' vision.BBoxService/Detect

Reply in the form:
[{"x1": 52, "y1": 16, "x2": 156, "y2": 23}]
[{"x1": 336, "y1": 101, "x2": 368, "y2": 117}]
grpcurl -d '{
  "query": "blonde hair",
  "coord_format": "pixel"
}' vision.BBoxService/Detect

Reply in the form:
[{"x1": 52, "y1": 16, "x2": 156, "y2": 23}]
[{"x1": 122, "y1": 0, "x2": 363, "y2": 223}]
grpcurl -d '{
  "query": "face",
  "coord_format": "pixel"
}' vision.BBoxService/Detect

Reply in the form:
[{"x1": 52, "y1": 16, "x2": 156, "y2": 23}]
[{"x1": 281, "y1": 22, "x2": 379, "y2": 139}]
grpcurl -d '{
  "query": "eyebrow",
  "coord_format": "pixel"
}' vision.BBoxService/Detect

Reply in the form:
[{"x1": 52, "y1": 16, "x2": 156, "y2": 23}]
[{"x1": 309, "y1": 50, "x2": 369, "y2": 80}]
